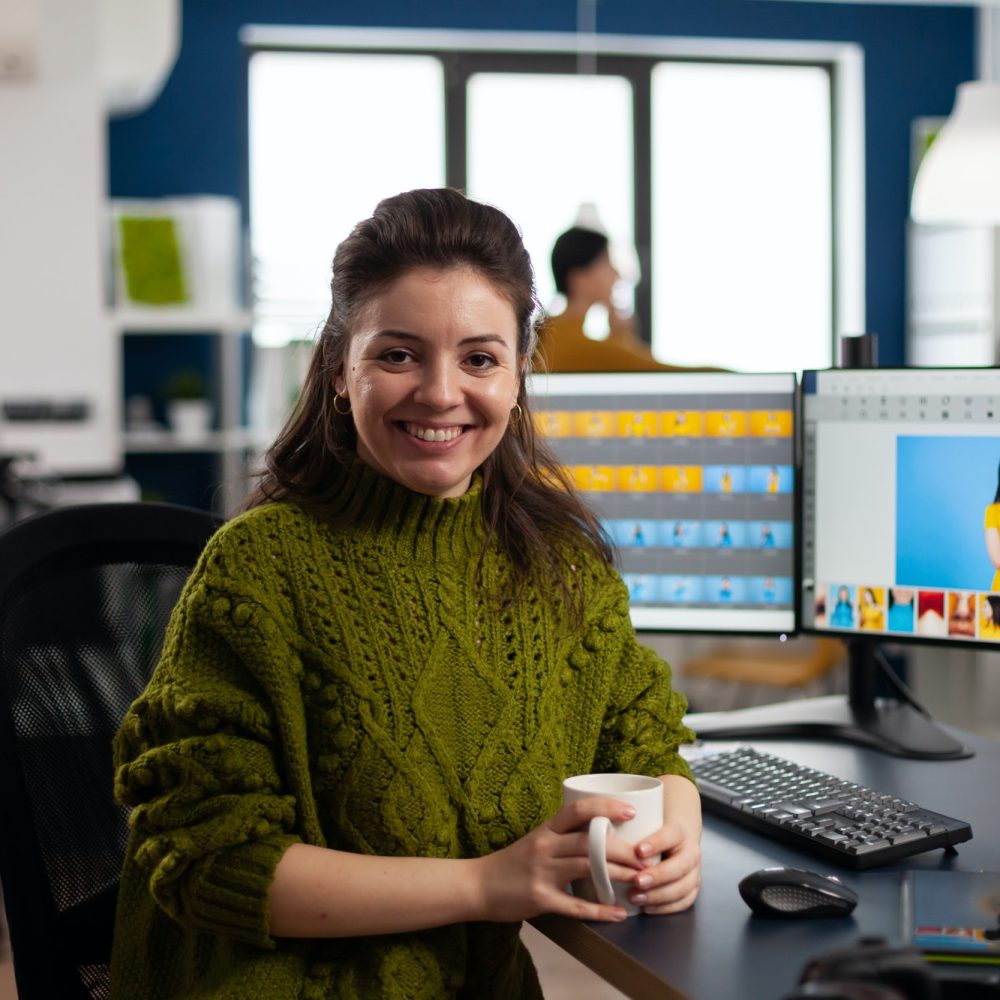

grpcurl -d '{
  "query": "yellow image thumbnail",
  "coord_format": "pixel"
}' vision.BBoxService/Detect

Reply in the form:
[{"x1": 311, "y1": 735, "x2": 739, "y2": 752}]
[
  {"x1": 749, "y1": 410, "x2": 793, "y2": 437},
  {"x1": 617, "y1": 410, "x2": 659, "y2": 437},
  {"x1": 705, "y1": 411, "x2": 747, "y2": 437},
  {"x1": 618, "y1": 466, "x2": 659, "y2": 492},
  {"x1": 534, "y1": 410, "x2": 572, "y2": 438},
  {"x1": 662, "y1": 410, "x2": 704, "y2": 437},
  {"x1": 979, "y1": 594, "x2": 1000, "y2": 639},
  {"x1": 858, "y1": 586, "x2": 886, "y2": 631},
  {"x1": 571, "y1": 465, "x2": 616, "y2": 492},
  {"x1": 573, "y1": 410, "x2": 617, "y2": 438},
  {"x1": 663, "y1": 465, "x2": 703, "y2": 492}
]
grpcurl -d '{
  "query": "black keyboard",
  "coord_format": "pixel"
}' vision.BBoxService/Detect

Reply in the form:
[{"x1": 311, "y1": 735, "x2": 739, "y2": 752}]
[{"x1": 689, "y1": 746, "x2": 973, "y2": 870}]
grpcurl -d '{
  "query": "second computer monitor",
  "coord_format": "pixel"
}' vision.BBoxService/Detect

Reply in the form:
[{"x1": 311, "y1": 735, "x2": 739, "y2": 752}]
[
  {"x1": 528, "y1": 370, "x2": 797, "y2": 635},
  {"x1": 801, "y1": 367, "x2": 1000, "y2": 648}
]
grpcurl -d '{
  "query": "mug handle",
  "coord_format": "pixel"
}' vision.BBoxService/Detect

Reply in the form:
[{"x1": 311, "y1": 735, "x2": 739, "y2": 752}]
[{"x1": 587, "y1": 816, "x2": 616, "y2": 906}]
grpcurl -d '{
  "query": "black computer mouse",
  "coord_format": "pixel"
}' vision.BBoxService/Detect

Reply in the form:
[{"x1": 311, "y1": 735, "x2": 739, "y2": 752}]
[{"x1": 739, "y1": 867, "x2": 858, "y2": 918}]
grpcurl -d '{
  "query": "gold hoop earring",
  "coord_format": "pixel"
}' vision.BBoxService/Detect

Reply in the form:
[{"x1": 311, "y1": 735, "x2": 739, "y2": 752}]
[
  {"x1": 509, "y1": 402, "x2": 522, "y2": 426},
  {"x1": 334, "y1": 393, "x2": 352, "y2": 416}
]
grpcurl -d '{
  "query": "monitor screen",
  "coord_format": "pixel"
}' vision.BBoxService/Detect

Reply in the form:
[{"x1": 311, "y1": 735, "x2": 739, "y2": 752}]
[
  {"x1": 528, "y1": 370, "x2": 797, "y2": 635},
  {"x1": 801, "y1": 367, "x2": 1000, "y2": 648}
]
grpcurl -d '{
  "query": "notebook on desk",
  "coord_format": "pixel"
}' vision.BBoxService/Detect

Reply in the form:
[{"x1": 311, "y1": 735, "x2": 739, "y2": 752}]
[{"x1": 902, "y1": 870, "x2": 1000, "y2": 966}]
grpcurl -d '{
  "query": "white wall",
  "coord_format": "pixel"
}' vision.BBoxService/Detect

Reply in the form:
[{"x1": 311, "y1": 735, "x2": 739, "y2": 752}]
[{"x1": 0, "y1": 0, "x2": 119, "y2": 474}]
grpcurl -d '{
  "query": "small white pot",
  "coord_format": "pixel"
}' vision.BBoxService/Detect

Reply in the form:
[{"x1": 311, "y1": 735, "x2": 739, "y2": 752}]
[{"x1": 167, "y1": 399, "x2": 213, "y2": 442}]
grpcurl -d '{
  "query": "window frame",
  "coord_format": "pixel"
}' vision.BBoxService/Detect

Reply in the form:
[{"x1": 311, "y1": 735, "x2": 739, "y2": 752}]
[{"x1": 242, "y1": 25, "x2": 865, "y2": 364}]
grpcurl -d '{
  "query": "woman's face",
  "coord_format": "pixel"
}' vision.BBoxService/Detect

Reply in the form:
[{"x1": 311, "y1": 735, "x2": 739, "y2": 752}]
[{"x1": 335, "y1": 266, "x2": 522, "y2": 499}]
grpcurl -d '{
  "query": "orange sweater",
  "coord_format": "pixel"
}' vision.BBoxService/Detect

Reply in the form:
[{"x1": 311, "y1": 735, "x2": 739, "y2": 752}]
[{"x1": 536, "y1": 312, "x2": 691, "y2": 373}]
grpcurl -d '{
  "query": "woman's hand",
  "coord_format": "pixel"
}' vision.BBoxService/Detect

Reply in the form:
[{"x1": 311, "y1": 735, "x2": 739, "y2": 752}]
[
  {"x1": 473, "y1": 796, "x2": 643, "y2": 924},
  {"x1": 623, "y1": 774, "x2": 703, "y2": 915}
]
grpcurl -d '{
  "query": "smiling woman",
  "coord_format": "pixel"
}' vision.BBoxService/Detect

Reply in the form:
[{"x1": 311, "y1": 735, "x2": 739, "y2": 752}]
[
  {"x1": 334, "y1": 268, "x2": 522, "y2": 499},
  {"x1": 109, "y1": 188, "x2": 702, "y2": 1000},
  {"x1": 246, "y1": 188, "x2": 613, "y2": 594}
]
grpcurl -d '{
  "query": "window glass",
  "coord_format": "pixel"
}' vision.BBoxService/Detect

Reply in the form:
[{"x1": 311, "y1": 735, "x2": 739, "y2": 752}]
[
  {"x1": 651, "y1": 62, "x2": 833, "y2": 372},
  {"x1": 466, "y1": 72, "x2": 634, "y2": 321},
  {"x1": 248, "y1": 52, "x2": 445, "y2": 346}
]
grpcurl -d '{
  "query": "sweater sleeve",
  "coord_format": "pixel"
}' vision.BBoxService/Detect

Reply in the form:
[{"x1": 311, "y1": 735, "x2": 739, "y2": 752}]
[
  {"x1": 113, "y1": 515, "x2": 318, "y2": 949},
  {"x1": 590, "y1": 577, "x2": 696, "y2": 783}
]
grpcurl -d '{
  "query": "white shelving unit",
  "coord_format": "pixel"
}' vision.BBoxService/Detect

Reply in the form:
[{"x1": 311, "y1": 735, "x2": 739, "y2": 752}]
[
  {"x1": 114, "y1": 308, "x2": 260, "y2": 515},
  {"x1": 906, "y1": 221, "x2": 1000, "y2": 367},
  {"x1": 906, "y1": 115, "x2": 1000, "y2": 368}
]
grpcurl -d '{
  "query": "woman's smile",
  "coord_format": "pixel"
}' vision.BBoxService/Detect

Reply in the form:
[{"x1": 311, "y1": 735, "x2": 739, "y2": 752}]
[{"x1": 400, "y1": 421, "x2": 467, "y2": 444}]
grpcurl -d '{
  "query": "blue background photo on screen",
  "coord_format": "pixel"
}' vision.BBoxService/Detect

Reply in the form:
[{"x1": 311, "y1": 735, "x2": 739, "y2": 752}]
[
  {"x1": 666, "y1": 575, "x2": 704, "y2": 602},
  {"x1": 669, "y1": 520, "x2": 702, "y2": 548},
  {"x1": 705, "y1": 520, "x2": 747, "y2": 547},
  {"x1": 704, "y1": 466, "x2": 748, "y2": 493},
  {"x1": 830, "y1": 585, "x2": 856, "y2": 627},
  {"x1": 887, "y1": 588, "x2": 916, "y2": 632},
  {"x1": 749, "y1": 520, "x2": 793, "y2": 548},
  {"x1": 751, "y1": 576, "x2": 793, "y2": 603},
  {"x1": 706, "y1": 575, "x2": 747, "y2": 602},
  {"x1": 897, "y1": 436, "x2": 999, "y2": 591},
  {"x1": 748, "y1": 464, "x2": 794, "y2": 493},
  {"x1": 608, "y1": 519, "x2": 662, "y2": 548},
  {"x1": 624, "y1": 574, "x2": 656, "y2": 602}
]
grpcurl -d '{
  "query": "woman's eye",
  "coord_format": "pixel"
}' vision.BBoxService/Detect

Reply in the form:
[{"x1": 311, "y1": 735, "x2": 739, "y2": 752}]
[
  {"x1": 466, "y1": 352, "x2": 497, "y2": 370},
  {"x1": 381, "y1": 348, "x2": 412, "y2": 364}
]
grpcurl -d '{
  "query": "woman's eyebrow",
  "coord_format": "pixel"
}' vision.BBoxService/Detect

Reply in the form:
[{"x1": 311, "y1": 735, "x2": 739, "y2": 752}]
[
  {"x1": 459, "y1": 333, "x2": 512, "y2": 349},
  {"x1": 370, "y1": 329, "x2": 420, "y2": 342},
  {"x1": 370, "y1": 330, "x2": 512, "y2": 349}
]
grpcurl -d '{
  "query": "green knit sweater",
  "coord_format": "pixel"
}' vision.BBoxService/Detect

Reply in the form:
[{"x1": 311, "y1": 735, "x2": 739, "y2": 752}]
[{"x1": 111, "y1": 461, "x2": 695, "y2": 999}]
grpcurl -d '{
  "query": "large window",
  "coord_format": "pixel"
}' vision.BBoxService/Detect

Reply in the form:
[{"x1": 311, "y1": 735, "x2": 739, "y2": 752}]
[
  {"x1": 248, "y1": 51, "x2": 445, "y2": 346},
  {"x1": 466, "y1": 72, "x2": 634, "y2": 314},
  {"x1": 245, "y1": 27, "x2": 862, "y2": 373},
  {"x1": 651, "y1": 62, "x2": 832, "y2": 372}
]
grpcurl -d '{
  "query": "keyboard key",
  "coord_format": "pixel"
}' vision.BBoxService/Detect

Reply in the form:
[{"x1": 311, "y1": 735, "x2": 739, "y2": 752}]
[{"x1": 888, "y1": 829, "x2": 927, "y2": 846}]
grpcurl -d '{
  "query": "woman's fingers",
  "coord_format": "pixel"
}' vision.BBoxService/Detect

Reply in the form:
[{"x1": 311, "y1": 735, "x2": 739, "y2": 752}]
[
  {"x1": 632, "y1": 820, "x2": 686, "y2": 862},
  {"x1": 548, "y1": 796, "x2": 636, "y2": 835},
  {"x1": 626, "y1": 844, "x2": 703, "y2": 913},
  {"x1": 633, "y1": 871, "x2": 702, "y2": 915}
]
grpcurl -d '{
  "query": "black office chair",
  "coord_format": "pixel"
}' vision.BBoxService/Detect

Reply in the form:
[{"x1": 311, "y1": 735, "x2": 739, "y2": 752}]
[{"x1": 0, "y1": 501, "x2": 222, "y2": 999}]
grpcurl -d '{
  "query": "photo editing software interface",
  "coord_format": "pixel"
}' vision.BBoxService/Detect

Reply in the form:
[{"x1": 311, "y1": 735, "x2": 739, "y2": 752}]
[
  {"x1": 802, "y1": 367, "x2": 1000, "y2": 646},
  {"x1": 529, "y1": 371, "x2": 797, "y2": 633}
]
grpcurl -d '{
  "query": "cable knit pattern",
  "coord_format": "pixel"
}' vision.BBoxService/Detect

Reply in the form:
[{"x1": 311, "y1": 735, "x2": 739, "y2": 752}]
[{"x1": 111, "y1": 460, "x2": 695, "y2": 999}]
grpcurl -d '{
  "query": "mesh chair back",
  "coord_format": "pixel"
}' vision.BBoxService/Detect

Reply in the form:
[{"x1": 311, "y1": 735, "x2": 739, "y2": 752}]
[{"x1": 0, "y1": 502, "x2": 221, "y2": 999}]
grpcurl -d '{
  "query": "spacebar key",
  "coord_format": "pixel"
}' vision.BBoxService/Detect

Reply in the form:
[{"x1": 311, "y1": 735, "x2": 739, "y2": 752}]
[{"x1": 695, "y1": 777, "x2": 743, "y2": 805}]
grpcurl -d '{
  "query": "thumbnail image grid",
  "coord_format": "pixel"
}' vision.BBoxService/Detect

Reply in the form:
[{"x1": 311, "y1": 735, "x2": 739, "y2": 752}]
[
  {"x1": 534, "y1": 395, "x2": 794, "y2": 609},
  {"x1": 813, "y1": 583, "x2": 1000, "y2": 643},
  {"x1": 624, "y1": 573, "x2": 794, "y2": 606}
]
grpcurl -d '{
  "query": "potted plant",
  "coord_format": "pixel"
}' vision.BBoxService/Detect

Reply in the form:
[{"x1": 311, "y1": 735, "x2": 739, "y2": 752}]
[{"x1": 163, "y1": 369, "x2": 212, "y2": 442}]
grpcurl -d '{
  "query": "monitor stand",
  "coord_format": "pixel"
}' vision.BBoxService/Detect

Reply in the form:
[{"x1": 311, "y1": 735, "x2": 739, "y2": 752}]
[{"x1": 688, "y1": 638, "x2": 974, "y2": 760}]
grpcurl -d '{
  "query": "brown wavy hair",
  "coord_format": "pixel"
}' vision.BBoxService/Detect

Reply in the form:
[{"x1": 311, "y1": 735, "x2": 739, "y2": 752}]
[{"x1": 243, "y1": 188, "x2": 613, "y2": 606}]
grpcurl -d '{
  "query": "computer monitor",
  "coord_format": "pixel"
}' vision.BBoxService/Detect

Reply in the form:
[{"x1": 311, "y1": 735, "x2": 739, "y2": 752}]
[
  {"x1": 801, "y1": 367, "x2": 1000, "y2": 648},
  {"x1": 782, "y1": 365, "x2": 1000, "y2": 759},
  {"x1": 527, "y1": 370, "x2": 797, "y2": 636}
]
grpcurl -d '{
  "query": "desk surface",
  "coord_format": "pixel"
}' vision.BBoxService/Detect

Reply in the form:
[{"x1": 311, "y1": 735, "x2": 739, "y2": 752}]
[{"x1": 532, "y1": 711, "x2": 1000, "y2": 1000}]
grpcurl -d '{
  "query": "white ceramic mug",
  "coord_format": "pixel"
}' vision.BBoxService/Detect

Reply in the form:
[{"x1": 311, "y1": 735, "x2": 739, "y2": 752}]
[{"x1": 562, "y1": 772, "x2": 664, "y2": 916}]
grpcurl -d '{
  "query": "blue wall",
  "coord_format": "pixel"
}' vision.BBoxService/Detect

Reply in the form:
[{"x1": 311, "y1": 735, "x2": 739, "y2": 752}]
[{"x1": 107, "y1": 0, "x2": 975, "y2": 366}]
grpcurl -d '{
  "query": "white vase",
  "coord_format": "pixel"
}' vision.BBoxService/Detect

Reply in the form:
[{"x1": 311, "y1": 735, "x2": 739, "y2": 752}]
[{"x1": 166, "y1": 399, "x2": 213, "y2": 442}]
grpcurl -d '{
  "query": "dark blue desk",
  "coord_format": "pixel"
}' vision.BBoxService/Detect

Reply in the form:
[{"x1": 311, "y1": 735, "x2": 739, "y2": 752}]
[{"x1": 531, "y1": 714, "x2": 1000, "y2": 1000}]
